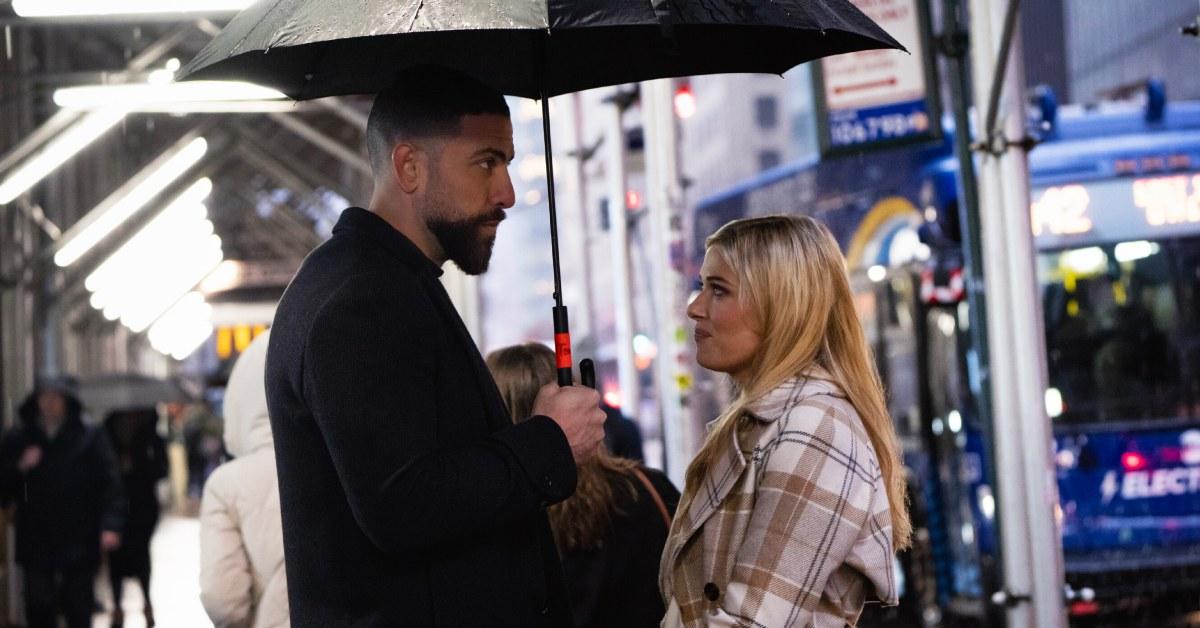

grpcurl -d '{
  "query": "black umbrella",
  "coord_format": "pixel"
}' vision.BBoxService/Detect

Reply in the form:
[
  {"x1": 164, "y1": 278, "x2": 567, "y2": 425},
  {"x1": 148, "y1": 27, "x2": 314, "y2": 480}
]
[{"x1": 181, "y1": 0, "x2": 902, "y2": 385}]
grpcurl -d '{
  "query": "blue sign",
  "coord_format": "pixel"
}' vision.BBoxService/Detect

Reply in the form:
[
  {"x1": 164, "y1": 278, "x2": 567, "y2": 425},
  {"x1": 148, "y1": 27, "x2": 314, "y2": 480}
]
[{"x1": 827, "y1": 99, "x2": 933, "y2": 148}]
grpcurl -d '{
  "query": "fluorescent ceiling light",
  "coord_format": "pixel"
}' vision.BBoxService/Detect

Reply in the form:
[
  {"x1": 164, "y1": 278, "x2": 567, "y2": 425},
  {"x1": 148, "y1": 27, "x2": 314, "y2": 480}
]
[
  {"x1": 132, "y1": 101, "x2": 300, "y2": 114},
  {"x1": 148, "y1": 292, "x2": 214, "y2": 361},
  {"x1": 13, "y1": 0, "x2": 254, "y2": 17},
  {"x1": 85, "y1": 178, "x2": 223, "y2": 333},
  {"x1": 55, "y1": 137, "x2": 208, "y2": 267},
  {"x1": 54, "y1": 82, "x2": 287, "y2": 110},
  {"x1": 0, "y1": 109, "x2": 125, "y2": 204}
]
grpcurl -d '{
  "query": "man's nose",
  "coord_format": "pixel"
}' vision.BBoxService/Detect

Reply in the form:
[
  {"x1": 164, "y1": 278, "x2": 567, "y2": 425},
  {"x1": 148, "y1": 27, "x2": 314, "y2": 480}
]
[{"x1": 494, "y1": 167, "x2": 516, "y2": 209}]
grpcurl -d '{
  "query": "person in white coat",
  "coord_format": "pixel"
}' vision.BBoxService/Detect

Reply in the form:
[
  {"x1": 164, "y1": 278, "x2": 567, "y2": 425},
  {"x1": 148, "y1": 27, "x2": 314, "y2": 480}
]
[{"x1": 199, "y1": 331, "x2": 289, "y2": 627}]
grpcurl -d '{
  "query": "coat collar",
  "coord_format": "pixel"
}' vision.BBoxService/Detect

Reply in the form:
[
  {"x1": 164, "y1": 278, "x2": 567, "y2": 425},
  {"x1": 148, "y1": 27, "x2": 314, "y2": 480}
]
[
  {"x1": 333, "y1": 207, "x2": 444, "y2": 278},
  {"x1": 743, "y1": 366, "x2": 846, "y2": 423}
]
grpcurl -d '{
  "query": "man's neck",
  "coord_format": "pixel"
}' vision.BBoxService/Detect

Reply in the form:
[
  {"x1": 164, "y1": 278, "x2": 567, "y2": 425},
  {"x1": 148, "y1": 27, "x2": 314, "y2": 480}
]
[{"x1": 366, "y1": 198, "x2": 446, "y2": 267}]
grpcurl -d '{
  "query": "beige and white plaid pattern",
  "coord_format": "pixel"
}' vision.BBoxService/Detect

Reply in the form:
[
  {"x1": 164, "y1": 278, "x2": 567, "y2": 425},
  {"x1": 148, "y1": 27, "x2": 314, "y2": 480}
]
[{"x1": 660, "y1": 370, "x2": 898, "y2": 627}]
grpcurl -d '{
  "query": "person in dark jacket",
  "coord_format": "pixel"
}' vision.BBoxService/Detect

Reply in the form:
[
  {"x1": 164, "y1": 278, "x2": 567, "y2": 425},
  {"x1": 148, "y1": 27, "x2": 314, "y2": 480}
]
[
  {"x1": 602, "y1": 403, "x2": 645, "y2": 462},
  {"x1": 265, "y1": 65, "x2": 607, "y2": 627},
  {"x1": 0, "y1": 377, "x2": 125, "y2": 628},
  {"x1": 487, "y1": 343, "x2": 681, "y2": 628},
  {"x1": 103, "y1": 408, "x2": 168, "y2": 628}
]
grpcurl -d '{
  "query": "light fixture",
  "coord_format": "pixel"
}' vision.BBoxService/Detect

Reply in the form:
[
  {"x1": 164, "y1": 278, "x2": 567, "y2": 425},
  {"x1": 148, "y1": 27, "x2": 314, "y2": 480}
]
[
  {"x1": 947, "y1": 410, "x2": 963, "y2": 434},
  {"x1": 131, "y1": 100, "x2": 299, "y2": 114},
  {"x1": 1045, "y1": 387, "x2": 1064, "y2": 418},
  {"x1": 54, "y1": 82, "x2": 286, "y2": 111},
  {"x1": 148, "y1": 292, "x2": 214, "y2": 360},
  {"x1": 1061, "y1": 247, "x2": 1106, "y2": 274},
  {"x1": 867, "y1": 264, "x2": 887, "y2": 283},
  {"x1": 13, "y1": 0, "x2": 254, "y2": 17},
  {"x1": 85, "y1": 178, "x2": 223, "y2": 332},
  {"x1": 1114, "y1": 240, "x2": 1160, "y2": 263},
  {"x1": 0, "y1": 109, "x2": 125, "y2": 204},
  {"x1": 673, "y1": 84, "x2": 697, "y2": 120},
  {"x1": 55, "y1": 137, "x2": 208, "y2": 267}
]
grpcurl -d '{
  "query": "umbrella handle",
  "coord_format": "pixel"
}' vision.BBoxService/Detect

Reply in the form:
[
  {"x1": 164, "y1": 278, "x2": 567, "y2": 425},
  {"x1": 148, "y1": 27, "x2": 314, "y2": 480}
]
[
  {"x1": 554, "y1": 305, "x2": 573, "y2": 386},
  {"x1": 579, "y1": 359, "x2": 596, "y2": 390}
]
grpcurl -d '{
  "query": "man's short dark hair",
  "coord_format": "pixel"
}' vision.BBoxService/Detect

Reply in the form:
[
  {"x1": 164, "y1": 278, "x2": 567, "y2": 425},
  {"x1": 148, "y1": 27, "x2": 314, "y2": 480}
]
[{"x1": 366, "y1": 66, "x2": 510, "y2": 174}]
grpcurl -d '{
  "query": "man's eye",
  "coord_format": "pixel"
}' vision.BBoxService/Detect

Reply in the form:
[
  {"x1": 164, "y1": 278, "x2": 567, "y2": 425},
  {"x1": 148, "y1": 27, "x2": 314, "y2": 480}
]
[{"x1": 480, "y1": 159, "x2": 496, "y2": 170}]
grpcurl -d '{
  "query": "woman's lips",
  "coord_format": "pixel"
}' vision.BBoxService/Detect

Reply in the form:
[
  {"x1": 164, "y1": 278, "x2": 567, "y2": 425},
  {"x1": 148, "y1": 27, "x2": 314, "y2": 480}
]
[{"x1": 694, "y1": 329, "x2": 712, "y2": 342}]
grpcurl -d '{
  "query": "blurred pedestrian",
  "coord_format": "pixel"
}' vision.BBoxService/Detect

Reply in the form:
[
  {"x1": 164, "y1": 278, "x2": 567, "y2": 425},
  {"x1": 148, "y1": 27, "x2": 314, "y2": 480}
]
[
  {"x1": 200, "y1": 331, "x2": 288, "y2": 627},
  {"x1": 103, "y1": 407, "x2": 168, "y2": 627},
  {"x1": 264, "y1": 65, "x2": 606, "y2": 626},
  {"x1": 660, "y1": 216, "x2": 912, "y2": 627},
  {"x1": 487, "y1": 343, "x2": 680, "y2": 628},
  {"x1": 0, "y1": 376, "x2": 125, "y2": 628},
  {"x1": 601, "y1": 402, "x2": 644, "y2": 462}
]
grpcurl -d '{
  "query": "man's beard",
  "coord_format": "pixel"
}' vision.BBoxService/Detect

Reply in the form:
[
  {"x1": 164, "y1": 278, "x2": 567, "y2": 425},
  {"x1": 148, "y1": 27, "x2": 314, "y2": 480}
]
[{"x1": 425, "y1": 201, "x2": 506, "y2": 276}]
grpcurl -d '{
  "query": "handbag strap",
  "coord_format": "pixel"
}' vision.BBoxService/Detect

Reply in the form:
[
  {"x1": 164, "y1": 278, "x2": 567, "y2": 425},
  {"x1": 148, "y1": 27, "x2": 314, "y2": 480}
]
[{"x1": 631, "y1": 467, "x2": 672, "y2": 529}]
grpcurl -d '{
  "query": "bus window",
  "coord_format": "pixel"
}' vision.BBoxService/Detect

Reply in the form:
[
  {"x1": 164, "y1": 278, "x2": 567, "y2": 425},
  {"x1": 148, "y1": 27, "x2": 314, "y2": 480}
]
[{"x1": 1039, "y1": 239, "x2": 1200, "y2": 426}]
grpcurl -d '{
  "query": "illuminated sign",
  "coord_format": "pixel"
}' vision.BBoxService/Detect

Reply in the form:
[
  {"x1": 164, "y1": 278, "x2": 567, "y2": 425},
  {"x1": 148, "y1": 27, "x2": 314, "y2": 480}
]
[
  {"x1": 1132, "y1": 174, "x2": 1200, "y2": 227},
  {"x1": 1031, "y1": 185, "x2": 1093, "y2": 237},
  {"x1": 1031, "y1": 173, "x2": 1200, "y2": 249}
]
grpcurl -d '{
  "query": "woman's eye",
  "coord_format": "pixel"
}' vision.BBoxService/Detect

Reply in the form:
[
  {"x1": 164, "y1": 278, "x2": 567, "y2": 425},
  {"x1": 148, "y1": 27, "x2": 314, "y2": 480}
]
[{"x1": 711, "y1": 286, "x2": 727, "y2": 297}]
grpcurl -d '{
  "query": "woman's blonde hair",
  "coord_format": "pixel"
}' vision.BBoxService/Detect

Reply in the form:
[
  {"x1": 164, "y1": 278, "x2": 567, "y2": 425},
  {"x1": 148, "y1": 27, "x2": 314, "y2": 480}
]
[
  {"x1": 685, "y1": 215, "x2": 911, "y2": 550},
  {"x1": 486, "y1": 343, "x2": 639, "y2": 552}
]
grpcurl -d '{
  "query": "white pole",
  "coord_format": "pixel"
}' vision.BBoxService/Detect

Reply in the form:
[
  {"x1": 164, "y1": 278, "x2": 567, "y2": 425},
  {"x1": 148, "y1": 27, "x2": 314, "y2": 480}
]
[
  {"x1": 640, "y1": 79, "x2": 691, "y2": 485},
  {"x1": 604, "y1": 91, "x2": 641, "y2": 419},
  {"x1": 968, "y1": 2, "x2": 1066, "y2": 627}
]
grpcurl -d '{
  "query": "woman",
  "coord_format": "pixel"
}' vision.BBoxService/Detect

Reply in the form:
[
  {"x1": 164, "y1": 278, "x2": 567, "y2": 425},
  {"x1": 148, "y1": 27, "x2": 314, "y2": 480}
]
[
  {"x1": 103, "y1": 407, "x2": 168, "y2": 628},
  {"x1": 660, "y1": 215, "x2": 911, "y2": 627},
  {"x1": 487, "y1": 343, "x2": 680, "y2": 628},
  {"x1": 199, "y1": 331, "x2": 289, "y2": 627}
]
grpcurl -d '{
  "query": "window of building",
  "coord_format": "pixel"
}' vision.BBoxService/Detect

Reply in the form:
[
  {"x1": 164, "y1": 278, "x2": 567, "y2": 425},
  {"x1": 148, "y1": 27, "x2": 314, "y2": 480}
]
[{"x1": 755, "y1": 96, "x2": 779, "y2": 129}]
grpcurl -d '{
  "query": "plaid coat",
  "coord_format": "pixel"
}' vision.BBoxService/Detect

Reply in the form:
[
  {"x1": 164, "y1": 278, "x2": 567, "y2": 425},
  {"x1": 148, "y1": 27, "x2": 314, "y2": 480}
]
[{"x1": 659, "y1": 370, "x2": 898, "y2": 627}]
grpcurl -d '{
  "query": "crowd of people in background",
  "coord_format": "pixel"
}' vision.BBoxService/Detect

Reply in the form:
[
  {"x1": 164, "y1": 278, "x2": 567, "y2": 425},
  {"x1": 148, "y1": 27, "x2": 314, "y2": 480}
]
[{"x1": 0, "y1": 374, "x2": 233, "y2": 627}]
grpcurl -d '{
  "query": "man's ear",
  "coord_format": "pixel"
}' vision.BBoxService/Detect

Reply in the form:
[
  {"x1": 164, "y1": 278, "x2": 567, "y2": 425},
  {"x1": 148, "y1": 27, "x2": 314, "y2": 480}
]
[{"x1": 391, "y1": 143, "x2": 422, "y2": 194}]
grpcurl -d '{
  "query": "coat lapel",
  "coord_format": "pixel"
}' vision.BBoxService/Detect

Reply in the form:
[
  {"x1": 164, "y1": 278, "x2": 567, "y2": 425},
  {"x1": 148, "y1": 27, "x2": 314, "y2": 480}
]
[
  {"x1": 662, "y1": 420, "x2": 747, "y2": 580},
  {"x1": 423, "y1": 274, "x2": 511, "y2": 433}
]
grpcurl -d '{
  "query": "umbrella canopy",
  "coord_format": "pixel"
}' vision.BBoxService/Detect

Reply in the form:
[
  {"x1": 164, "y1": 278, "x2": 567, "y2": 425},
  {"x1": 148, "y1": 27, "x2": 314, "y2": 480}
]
[
  {"x1": 181, "y1": 0, "x2": 902, "y2": 384},
  {"x1": 76, "y1": 373, "x2": 195, "y2": 417},
  {"x1": 180, "y1": 0, "x2": 902, "y2": 100}
]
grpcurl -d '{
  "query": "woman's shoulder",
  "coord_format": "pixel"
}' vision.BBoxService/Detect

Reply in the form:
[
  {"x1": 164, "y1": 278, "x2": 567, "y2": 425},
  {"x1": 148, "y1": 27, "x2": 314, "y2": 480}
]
[{"x1": 758, "y1": 379, "x2": 881, "y2": 474}]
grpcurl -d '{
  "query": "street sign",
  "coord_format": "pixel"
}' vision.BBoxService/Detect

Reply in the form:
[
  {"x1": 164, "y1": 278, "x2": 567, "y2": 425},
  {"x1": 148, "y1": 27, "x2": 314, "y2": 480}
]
[{"x1": 814, "y1": 0, "x2": 940, "y2": 154}]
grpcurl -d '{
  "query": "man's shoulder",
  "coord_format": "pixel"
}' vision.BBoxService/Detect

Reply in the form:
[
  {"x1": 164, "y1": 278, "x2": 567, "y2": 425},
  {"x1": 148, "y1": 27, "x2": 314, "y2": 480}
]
[{"x1": 281, "y1": 236, "x2": 429, "y2": 318}]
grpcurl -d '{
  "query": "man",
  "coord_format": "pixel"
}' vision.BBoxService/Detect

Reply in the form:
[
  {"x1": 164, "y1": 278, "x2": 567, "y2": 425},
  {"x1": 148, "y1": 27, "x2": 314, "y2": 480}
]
[
  {"x1": 0, "y1": 377, "x2": 125, "y2": 628},
  {"x1": 266, "y1": 66, "x2": 607, "y2": 627}
]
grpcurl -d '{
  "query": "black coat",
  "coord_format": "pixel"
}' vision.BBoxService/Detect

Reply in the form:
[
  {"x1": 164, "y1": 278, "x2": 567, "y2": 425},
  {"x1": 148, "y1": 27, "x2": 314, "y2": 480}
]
[
  {"x1": 266, "y1": 208, "x2": 578, "y2": 627},
  {"x1": 560, "y1": 467, "x2": 679, "y2": 628},
  {"x1": 0, "y1": 389, "x2": 125, "y2": 570},
  {"x1": 104, "y1": 410, "x2": 168, "y2": 550}
]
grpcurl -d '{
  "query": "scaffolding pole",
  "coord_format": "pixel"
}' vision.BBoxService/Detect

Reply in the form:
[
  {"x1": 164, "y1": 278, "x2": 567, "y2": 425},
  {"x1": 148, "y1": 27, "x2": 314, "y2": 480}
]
[{"x1": 968, "y1": 1, "x2": 1066, "y2": 626}]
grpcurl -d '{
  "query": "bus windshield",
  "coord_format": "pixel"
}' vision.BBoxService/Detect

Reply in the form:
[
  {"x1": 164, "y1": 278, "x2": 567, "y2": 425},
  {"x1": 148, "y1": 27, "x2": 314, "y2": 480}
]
[{"x1": 1039, "y1": 238, "x2": 1200, "y2": 427}]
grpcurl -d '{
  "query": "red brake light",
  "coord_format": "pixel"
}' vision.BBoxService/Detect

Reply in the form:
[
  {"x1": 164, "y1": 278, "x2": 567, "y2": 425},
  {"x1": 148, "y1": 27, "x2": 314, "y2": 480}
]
[{"x1": 1069, "y1": 600, "x2": 1100, "y2": 616}]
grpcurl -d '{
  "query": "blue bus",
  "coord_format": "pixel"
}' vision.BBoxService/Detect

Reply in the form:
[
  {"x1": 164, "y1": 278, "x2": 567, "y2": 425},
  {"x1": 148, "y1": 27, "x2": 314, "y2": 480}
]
[{"x1": 692, "y1": 96, "x2": 1200, "y2": 623}]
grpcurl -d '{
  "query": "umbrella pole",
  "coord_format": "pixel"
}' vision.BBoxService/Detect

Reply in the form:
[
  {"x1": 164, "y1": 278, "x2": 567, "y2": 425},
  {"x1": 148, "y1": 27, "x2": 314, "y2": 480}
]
[{"x1": 541, "y1": 93, "x2": 573, "y2": 387}]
